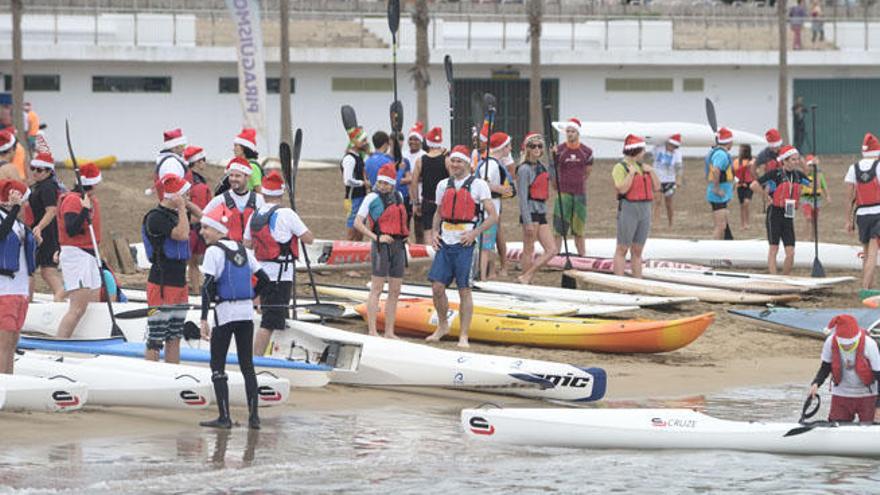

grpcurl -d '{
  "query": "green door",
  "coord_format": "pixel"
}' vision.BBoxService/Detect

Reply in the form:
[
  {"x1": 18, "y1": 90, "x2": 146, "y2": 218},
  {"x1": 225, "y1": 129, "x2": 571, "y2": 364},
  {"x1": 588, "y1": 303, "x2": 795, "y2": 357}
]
[
  {"x1": 794, "y1": 78, "x2": 880, "y2": 154},
  {"x1": 451, "y1": 78, "x2": 558, "y2": 150}
]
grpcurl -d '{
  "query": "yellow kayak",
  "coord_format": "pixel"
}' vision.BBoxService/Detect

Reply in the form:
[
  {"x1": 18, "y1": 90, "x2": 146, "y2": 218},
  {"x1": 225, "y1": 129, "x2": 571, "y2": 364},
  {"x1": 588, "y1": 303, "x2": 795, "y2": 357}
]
[{"x1": 62, "y1": 155, "x2": 117, "y2": 169}]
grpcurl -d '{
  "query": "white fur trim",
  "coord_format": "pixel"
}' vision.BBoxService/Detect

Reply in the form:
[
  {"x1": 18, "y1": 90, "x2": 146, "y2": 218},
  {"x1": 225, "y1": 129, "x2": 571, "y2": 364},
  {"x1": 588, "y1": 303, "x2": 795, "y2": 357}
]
[
  {"x1": 30, "y1": 158, "x2": 54, "y2": 169},
  {"x1": 564, "y1": 121, "x2": 581, "y2": 130},
  {"x1": 227, "y1": 162, "x2": 253, "y2": 176},
  {"x1": 164, "y1": 181, "x2": 191, "y2": 199},
  {"x1": 408, "y1": 132, "x2": 423, "y2": 141},
  {"x1": 234, "y1": 136, "x2": 257, "y2": 151},
  {"x1": 186, "y1": 151, "x2": 206, "y2": 164},
  {"x1": 426, "y1": 140, "x2": 444, "y2": 149},
  {"x1": 201, "y1": 215, "x2": 228, "y2": 235},
  {"x1": 767, "y1": 139, "x2": 783, "y2": 147},
  {"x1": 716, "y1": 136, "x2": 733, "y2": 144},
  {"x1": 667, "y1": 139, "x2": 681, "y2": 147},
  {"x1": 80, "y1": 174, "x2": 102, "y2": 186},
  {"x1": 490, "y1": 136, "x2": 511, "y2": 153},
  {"x1": 449, "y1": 151, "x2": 470, "y2": 164},
  {"x1": 262, "y1": 186, "x2": 285, "y2": 197},
  {"x1": 162, "y1": 136, "x2": 187, "y2": 150},
  {"x1": 778, "y1": 148, "x2": 799, "y2": 161},
  {"x1": 0, "y1": 137, "x2": 15, "y2": 153},
  {"x1": 376, "y1": 174, "x2": 396, "y2": 185},
  {"x1": 862, "y1": 149, "x2": 880, "y2": 158},
  {"x1": 624, "y1": 141, "x2": 646, "y2": 150}
]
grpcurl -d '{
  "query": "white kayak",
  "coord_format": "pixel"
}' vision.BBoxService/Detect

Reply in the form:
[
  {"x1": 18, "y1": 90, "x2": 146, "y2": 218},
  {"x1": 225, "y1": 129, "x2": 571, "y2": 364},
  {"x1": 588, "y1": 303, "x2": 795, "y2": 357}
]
[
  {"x1": 276, "y1": 320, "x2": 607, "y2": 403},
  {"x1": 551, "y1": 121, "x2": 765, "y2": 147},
  {"x1": 0, "y1": 374, "x2": 87, "y2": 412},
  {"x1": 461, "y1": 407, "x2": 880, "y2": 458},
  {"x1": 639, "y1": 268, "x2": 813, "y2": 295},
  {"x1": 474, "y1": 280, "x2": 697, "y2": 308},
  {"x1": 642, "y1": 268, "x2": 853, "y2": 290},
  {"x1": 15, "y1": 353, "x2": 212, "y2": 410},
  {"x1": 47, "y1": 353, "x2": 290, "y2": 408}
]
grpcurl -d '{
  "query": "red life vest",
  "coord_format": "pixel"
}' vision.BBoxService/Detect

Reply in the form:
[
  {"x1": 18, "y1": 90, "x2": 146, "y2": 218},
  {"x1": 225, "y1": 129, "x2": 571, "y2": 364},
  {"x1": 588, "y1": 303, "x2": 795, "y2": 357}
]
[
  {"x1": 57, "y1": 192, "x2": 101, "y2": 249},
  {"x1": 771, "y1": 172, "x2": 802, "y2": 208},
  {"x1": 617, "y1": 162, "x2": 654, "y2": 202},
  {"x1": 249, "y1": 205, "x2": 299, "y2": 262},
  {"x1": 439, "y1": 176, "x2": 479, "y2": 224},
  {"x1": 223, "y1": 191, "x2": 257, "y2": 242},
  {"x1": 189, "y1": 171, "x2": 212, "y2": 210},
  {"x1": 733, "y1": 158, "x2": 753, "y2": 186},
  {"x1": 855, "y1": 160, "x2": 880, "y2": 208},
  {"x1": 528, "y1": 164, "x2": 550, "y2": 201},
  {"x1": 831, "y1": 330, "x2": 875, "y2": 388},
  {"x1": 765, "y1": 159, "x2": 780, "y2": 172},
  {"x1": 373, "y1": 192, "x2": 410, "y2": 238}
]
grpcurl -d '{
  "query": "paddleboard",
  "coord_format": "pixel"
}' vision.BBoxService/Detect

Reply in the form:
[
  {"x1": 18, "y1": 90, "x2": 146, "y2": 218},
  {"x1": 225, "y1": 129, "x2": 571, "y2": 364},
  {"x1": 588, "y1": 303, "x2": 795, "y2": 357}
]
[
  {"x1": 461, "y1": 407, "x2": 880, "y2": 457},
  {"x1": 506, "y1": 248, "x2": 710, "y2": 273},
  {"x1": 728, "y1": 308, "x2": 880, "y2": 339},
  {"x1": 474, "y1": 280, "x2": 697, "y2": 308},
  {"x1": 551, "y1": 121, "x2": 765, "y2": 147},
  {"x1": 0, "y1": 374, "x2": 87, "y2": 412},
  {"x1": 640, "y1": 268, "x2": 812, "y2": 295}
]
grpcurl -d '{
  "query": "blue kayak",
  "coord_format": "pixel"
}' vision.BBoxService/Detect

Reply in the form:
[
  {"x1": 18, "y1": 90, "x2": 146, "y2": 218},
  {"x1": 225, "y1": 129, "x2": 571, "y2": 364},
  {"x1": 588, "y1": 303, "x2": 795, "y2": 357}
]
[
  {"x1": 17, "y1": 337, "x2": 330, "y2": 372},
  {"x1": 729, "y1": 308, "x2": 880, "y2": 339}
]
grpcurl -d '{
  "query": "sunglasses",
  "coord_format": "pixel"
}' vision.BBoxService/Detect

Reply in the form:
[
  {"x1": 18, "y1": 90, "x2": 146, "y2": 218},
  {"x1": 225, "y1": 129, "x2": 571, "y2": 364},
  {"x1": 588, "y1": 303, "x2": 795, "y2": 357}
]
[
  {"x1": 527, "y1": 143, "x2": 544, "y2": 149},
  {"x1": 30, "y1": 167, "x2": 48, "y2": 172}
]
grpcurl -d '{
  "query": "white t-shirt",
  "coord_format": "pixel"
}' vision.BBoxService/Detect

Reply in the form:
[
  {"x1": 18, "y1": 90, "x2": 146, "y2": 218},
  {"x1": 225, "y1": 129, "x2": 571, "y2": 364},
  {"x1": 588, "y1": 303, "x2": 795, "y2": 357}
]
[
  {"x1": 155, "y1": 152, "x2": 187, "y2": 179},
  {"x1": 820, "y1": 334, "x2": 880, "y2": 397},
  {"x1": 341, "y1": 154, "x2": 365, "y2": 188},
  {"x1": 200, "y1": 239, "x2": 262, "y2": 326},
  {"x1": 203, "y1": 190, "x2": 266, "y2": 215},
  {"x1": 0, "y1": 209, "x2": 30, "y2": 296},
  {"x1": 652, "y1": 145, "x2": 683, "y2": 184},
  {"x1": 475, "y1": 157, "x2": 503, "y2": 213},
  {"x1": 434, "y1": 176, "x2": 492, "y2": 246},
  {"x1": 844, "y1": 159, "x2": 880, "y2": 216},
  {"x1": 243, "y1": 204, "x2": 309, "y2": 282}
]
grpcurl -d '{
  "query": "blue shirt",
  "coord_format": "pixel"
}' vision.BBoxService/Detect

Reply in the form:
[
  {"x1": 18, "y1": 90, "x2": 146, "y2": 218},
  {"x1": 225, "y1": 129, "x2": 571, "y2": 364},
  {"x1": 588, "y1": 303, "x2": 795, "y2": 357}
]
[
  {"x1": 364, "y1": 152, "x2": 394, "y2": 188},
  {"x1": 705, "y1": 148, "x2": 734, "y2": 204},
  {"x1": 396, "y1": 158, "x2": 411, "y2": 200}
]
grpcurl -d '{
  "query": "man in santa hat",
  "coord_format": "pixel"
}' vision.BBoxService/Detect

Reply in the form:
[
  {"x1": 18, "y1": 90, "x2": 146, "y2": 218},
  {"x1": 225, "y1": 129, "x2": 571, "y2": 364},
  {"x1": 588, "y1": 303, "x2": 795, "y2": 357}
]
[
  {"x1": 475, "y1": 131, "x2": 514, "y2": 280},
  {"x1": 150, "y1": 128, "x2": 188, "y2": 198},
  {"x1": 183, "y1": 145, "x2": 211, "y2": 294},
  {"x1": 410, "y1": 127, "x2": 449, "y2": 245},
  {"x1": 751, "y1": 128, "x2": 784, "y2": 180},
  {"x1": 0, "y1": 131, "x2": 22, "y2": 181},
  {"x1": 651, "y1": 134, "x2": 683, "y2": 228},
  {"x1": 233, "y1": 128, "x2": 263, "y2": 193},
  {"x1": 0, "y1": 179, "x2": 35, "y2": 374},
  {"x1": 202, "y1": 157, "x2": 265, "y2": 242},
  {"x1": 27, "y1": 152, "x2": 64, "y2": 301},
  {"x1": 142, "y1": 174, "x2": 192, "y2": 363},
  {"x1": 551, "y1": 118, "x2": 593, "y2": 257},
  {"x1": 244, "y1": 171, "x2": 314, "y2": 356},
  {"x1": 706, "y1": 127, "x2": 735, "y2": 239},
  {"x1": 341, "y1": 126, "x2": 371, "y2": 241},
  {"x1": 846, "y1": 133, "x2": 880, "y2": 298}
]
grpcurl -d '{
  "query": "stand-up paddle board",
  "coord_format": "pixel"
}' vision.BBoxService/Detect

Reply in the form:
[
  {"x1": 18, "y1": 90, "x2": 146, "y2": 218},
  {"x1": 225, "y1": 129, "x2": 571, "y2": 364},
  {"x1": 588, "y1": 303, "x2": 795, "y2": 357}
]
[
  {"x1": 473, "y1": 280, "x2": 697, "y2": 308},
  {"x1": 728, "y1": 308, "x2": 880, "y2": 339}
]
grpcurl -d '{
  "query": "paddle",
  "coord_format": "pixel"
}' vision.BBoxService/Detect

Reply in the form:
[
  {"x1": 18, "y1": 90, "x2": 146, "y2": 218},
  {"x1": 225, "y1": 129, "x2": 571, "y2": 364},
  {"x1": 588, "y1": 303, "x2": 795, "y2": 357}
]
[
  {"x1": 341, "y1": 105, "x2": 358, "y2": 131},
  {"x1": 279, "y1": 140, "x2": 298, "y2": 321},
  {"x1": 114, "y1": 302, "x2": 346, "y2": 320},
  {"x1": 475, "y1": 92, "x2": 497, "y2": 282},
  {"x1": 286, "y1": 129, "x2": 321, "y2": 311},
  {"x1": 65, "y1": 120, "x2": 124, "y2": 340},
  {"x1": 444, "y1": 54, "x2": 454, "y2": 130},
  {"x1": 809, "y1": 104, "x2": 825, "y2": 278},
  {"x1": 784, "y1": 394, "x2": 824, "y2": 437},
  {"x1": 543, "y1": 105, "x2": 576, "y2": 289},
  {"x1": 388, "y1": 0, "x2": 400, "y2": 104},
  {"x1": 705, "y1": 98, "x2": 733, "y2": 240},
  {"x1": 470, "y1": 92, "x2": 483, "y2": 149}
]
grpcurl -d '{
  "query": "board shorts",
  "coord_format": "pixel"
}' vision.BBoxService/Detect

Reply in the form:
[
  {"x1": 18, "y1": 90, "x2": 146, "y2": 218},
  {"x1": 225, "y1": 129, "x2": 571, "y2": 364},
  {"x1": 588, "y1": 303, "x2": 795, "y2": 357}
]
[
  {"x1": 428, "y1": 242, "x2": 475, "y2": 289},
  {"x1": 420, "y1": 201, "x2": 438, "y2": 231},
  {"x1": 616, "y1": 199, "x2": 652, "y2": 246},
  {"x1": 260, "y1": 280, "x2": 292, "y2": 331},
  {"x1": 709, "y1": 201, "x2": 728, "y2": 211},
  {"x1": 59, "y1": 246, "x2": 101, "y2": 291},
  {"x1": 766, "y1": 206, "x2": 795, "y2": 247},
  {"x1": 553, "y1": 193, "x2": 587, "y2": 237},
  {"x1": 371, "y1": 239, "x2": 406, "y2": 278},
  {"x1": 480, "y1": 223, "x2": 498, "y2": 251},
  {"x1": 737, "y1": 187, "x2": 753, "y2": 204},
  {"x1": 856, "y1": 213, "x2": 880, "y2": 246},
  {"x1": 520, "y1": 213, "x2": 547, "y2": 225},
  {"x1": 35, "y1": 232, "x2": 59, "y2": 268},
  {"x1": 146, "y1": 282, "x2": 189, "y2": 349},
  {"x1": 345, "y1": 196, "x2": 365, "y2": 229},
  {"x1": 189, "y1": 224, "x2": 207, "y2": 256},
  {"x1": 660, "y1": 182, "x2": 676, "y2": 197},
  {"x1": 828, "y1": 395, "x2": 877, "y2": 423},
  {"x1": 0, "y1": 295, "x2": 28, "y2": 332}
]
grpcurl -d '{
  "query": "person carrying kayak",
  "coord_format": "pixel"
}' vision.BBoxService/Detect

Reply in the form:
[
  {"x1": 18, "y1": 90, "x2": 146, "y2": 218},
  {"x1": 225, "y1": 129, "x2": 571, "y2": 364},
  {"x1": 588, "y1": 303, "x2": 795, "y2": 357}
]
[
  {"x1": 0, "y1": 179, "x2": 35, "y2": 374},
  {"x1": 149, "y1": 128, "x2": 188, "y2": 199},
  {"x1": 475, "y1": 131, "x2": 515, "y2": 280},
  {"x1": 184, "y1": 145, "x2": 212, "y2": 294},
  {"x1": 426, "y1": 145, "x2": 497, "y2": 348},
  {"x1": 705, "y1": 127, "x2": 735, "y2": 239},
  {"x1": 800, "y1": 154, "x2": 830, "y2": 241},
  {"x1": 516, "y1": 132, "x2": 557, "y2": 284},
  {"x1": 354, "y1": 163, "x2": 409, "y2": 338},
  {"x1": 141, "y1": 175, "x2": 192, "y2": 363},
  {"x1": 244, "y1": 171, "x2": 314, "y2": 356},
  {"x1": 551, "y1": 118, "x2": 593, "y2": 257},
  {"x1": 651, "y1": 133, "x2": 683, "y2": 228},
  {"x1": 56, "y1": 163, "x2": 104, "y2": 339},
  {"x1": 27, "y1": 152, "x2": 65, "y2": 302},
  {"x1": 733, "y1": 143, "x2": 755, "y2": 230},
  {"x1": 340, "y1": 126, "x2": 371, "y2": 241},
  {"x1": 202, "y1": 158, "x2": 265, "y2": 242},
  {"x1": 612, "y1": 134, "x2": 659, "y2": 278},
  {"x1": 845, "y1": 133, "x2": 880, "y2": 299},
  {"x1": 809, "y1": 314, "x2": 880, "y2": 424},
  {"x1": 199, "y1": 206, "x2": 271, "y2": 430},
  {"x1": 749, "y1": 145, "x2": 811, "y2": 275},
  {"x1": 410, "y1": 127, "x2": 449, "y2": 246}
]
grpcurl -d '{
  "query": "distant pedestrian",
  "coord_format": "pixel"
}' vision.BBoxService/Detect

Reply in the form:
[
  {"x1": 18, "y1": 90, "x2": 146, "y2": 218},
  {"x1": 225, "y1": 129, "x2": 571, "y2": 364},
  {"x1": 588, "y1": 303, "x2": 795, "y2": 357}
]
[
  {"x1": 811, "y1": 0, "x2": 825, "y2": 43},
  {"x1": 705, "y1": 127, "x2": 735, "y2": 240},
  {"x1": 790, "y1": 0, "x2": 807, "y2": 50},
  {"x1": 793, "y1": 98, "x2": 808, "y2": 153},
  {"x1": 651, "y1": 134, "x2": 683, "y2": 228},
  {"x1": 733, "y1": 144, "x2": 755, "y2": 230}
]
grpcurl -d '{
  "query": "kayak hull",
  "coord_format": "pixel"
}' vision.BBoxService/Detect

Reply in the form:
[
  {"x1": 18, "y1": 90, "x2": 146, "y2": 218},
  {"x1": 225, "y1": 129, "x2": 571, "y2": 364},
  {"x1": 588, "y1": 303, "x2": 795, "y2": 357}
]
[{"x1": 0, "y1": 374, "x2": 87, "y2": 412}]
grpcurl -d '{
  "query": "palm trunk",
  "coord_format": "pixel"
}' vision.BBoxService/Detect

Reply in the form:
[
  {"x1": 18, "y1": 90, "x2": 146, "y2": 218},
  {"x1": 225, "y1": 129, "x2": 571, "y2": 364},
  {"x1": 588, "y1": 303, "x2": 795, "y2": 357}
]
[
  {"x1": 280, "y1": 0, "x2": 292, "y2": 146},
  {"x1": 777, "y1": 0, "x2": 789, "y2": 142},
  {"x1": 528, "y1": 0, "x2": 543, "y2": 133},
  {"x1": 12, "y1": 0, "x2": 26, "y2": 158},
  {"x1": 413, "y1": 0, "x2": 430, "y2": 126}
]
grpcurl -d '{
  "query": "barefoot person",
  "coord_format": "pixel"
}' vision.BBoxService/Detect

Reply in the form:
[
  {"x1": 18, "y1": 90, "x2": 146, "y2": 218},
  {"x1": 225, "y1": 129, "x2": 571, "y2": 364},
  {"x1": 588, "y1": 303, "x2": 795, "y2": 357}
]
[
  {"x1": 354, "y1": 164, "x2": 409, "y2": 338},
  {"x1": 750, "y1": 145, "x2": 811, "y2": 275},
  {"x1": 199, "y1": 206, "x2": 271, "y2": 430},
  {"x1": 0, "y1": 180, "x2": 35, "y2": 373},
  {"x1": 426, "y1": 146, "x2": 497, "y2": 348},
  {"x1": 809, "y1": 314, "x2": 880, "y2": 424},
  {"x1": 27, "y1": 152, "x2": 64, "y2": 301},
  {"x1": 141, "y1": 175, "x2": 192, "y2": 363},
  {"x1": 552, "y1": 118, "x2": 592, "y2": 256},
  {"x1": 612, "y1": 135, "x2": 659, "y2": 278},
  {"x1": 733, "y1": 144, "x2": 755, "y2": 230},
  {"x1": 410, "y1": 127, "x2": 449, "y2": 244},
  {"x1": 245, "y1": 171, "x2": 314, "y2": 356},
  {"x1": 845, "y1": 133, "x2": 880, "y2": 298},
  {"x1": 705, "y1": 127, "x2": 735, "y2": 239},
  {"x1": 516, "y1": 133, "x2": 556, "y2": 284},
  {"x1": 475, "y1": 131, "x2": 514, "y2": 280},
  {"x1": 56, "y1": 163, "x2": 104, "y2": 339},
  {"x1": 340, "y1": 126, "x2": 370, "y2": 241},
  {"x1": 651, "y1": 133, "x2": 683, "y2": 228},
  {"x1": 800, "y1": 154, "x2": 830, "y2": 241}
]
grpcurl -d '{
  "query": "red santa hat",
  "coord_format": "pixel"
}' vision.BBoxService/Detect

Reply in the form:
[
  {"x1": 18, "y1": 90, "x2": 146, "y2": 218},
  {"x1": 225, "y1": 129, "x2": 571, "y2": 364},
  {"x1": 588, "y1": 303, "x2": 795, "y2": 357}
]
[
  {"x1": 489, "y1": 132, "x2": 511, "y2": 152},
  {"x1": 521, "y1": 132, "x2": 544, "y2": 151},
  {"x1": 184, "y1": 146, "x2": 205, "y2": 165},
  {"x1": 234, "y1": 128, "x2": 257, "y2": 152},
  {"x1": 564, "y1": 118, "x2": 582, "y2": 131},
  {"x1": 623, "y1": 134, "x2": 646, "y2": 151},
  {"x1": 30, "y1": 152, "x2": 55, "y2": 170},
  {"x1": 667, "y1": 134, "x2": 682, "y2": 147},
  {"x1": 376, "y1": 163, "x2": 397, "y2": 185},
  {"x1": 862, "y1": 133, "x2": 880, "y2": 158},
  {"x1": 449, "y1": 145, "x2": 471, "y2": 164},
  {"x1": 408, "y1": 121, "x2": 425, "y2": 142},
  {"x1": 162, "y1": 128, "x2": 187, "y2": 150},
  {"x1": 478, "y1": 122, "x2": 490, "y2": 143},
  {"x1": 0, "y1": 131, "x2": 16, "y2": 154},
  {"x1": 765, "y1": 128, "x2": 783, "y2": 148},
  {"x1": 805, "y1": 154, "x2": 817, "y2": 165},
  {"x1": 261, "y1": 170, "x2": 286, "y2": 197},
  {"x1": 425, "y1": 127, "x2": 443, "y2": 148},
  {"x1": 777, "y1": 145, "x2": 799, "y2": 161},
  {"x1": 160, "y1": 174, "x2": 191, "y2": 199},
  {"x1": 79, "y1": 162, "x2": 102, "y2": 186},
  {"x1": 201, "y1": 206, "x2": 231, "y2": 235},
  {"x1": 715, "y1": 127, "x2": 733, "y2": 144},
  {"x1": 828, "y1": 314, "x2": 861, "y2": 340},
  {"x1": 0, "y1": 179, "x2": 28, "y2": 203},
  {"x1": 226, "y1": 157, "x2": 253, "y2": 176}
]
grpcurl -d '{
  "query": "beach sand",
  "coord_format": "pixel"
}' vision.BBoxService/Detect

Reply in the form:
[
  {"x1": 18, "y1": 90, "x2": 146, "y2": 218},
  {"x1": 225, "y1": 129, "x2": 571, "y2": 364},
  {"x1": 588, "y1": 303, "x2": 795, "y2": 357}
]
[{"x1": 10, "y1": 154, "x2": 862, "y2": 446}]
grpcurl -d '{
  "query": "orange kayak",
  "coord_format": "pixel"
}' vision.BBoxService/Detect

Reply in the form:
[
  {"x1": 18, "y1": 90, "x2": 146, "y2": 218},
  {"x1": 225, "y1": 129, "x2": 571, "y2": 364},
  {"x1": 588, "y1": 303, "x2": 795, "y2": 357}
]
[
  {"x1": 356, "y1": 299, "x2": 713, "y2": 353},
  {"x1": 315, "y1": 240, "x2": 433, "y2": 266}
]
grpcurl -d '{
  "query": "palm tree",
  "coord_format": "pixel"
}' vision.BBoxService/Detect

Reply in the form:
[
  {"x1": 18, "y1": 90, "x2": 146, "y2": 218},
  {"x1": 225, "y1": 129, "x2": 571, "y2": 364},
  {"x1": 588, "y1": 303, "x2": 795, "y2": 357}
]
[
  {"x1": 527, "y1": 0, "x2": 543, "y2": 133},
  {"x1": 280, "y1": 0, "x2": 292, "y2": 147},
  {"x1": 12, "y1": 0, "x2": 25, "y2": 155},
  {"x1": 412, "y1": 0, "x2": 430, "y2": 126},
  {"x1": 777, "y1": 0, "x2": 789, "y2": 142}
]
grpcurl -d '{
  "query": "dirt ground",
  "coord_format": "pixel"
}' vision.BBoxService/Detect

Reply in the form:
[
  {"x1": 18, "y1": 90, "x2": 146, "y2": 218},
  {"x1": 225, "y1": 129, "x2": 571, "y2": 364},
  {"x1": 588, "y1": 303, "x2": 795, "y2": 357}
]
[{"x1": 41, "y1": 152, "x2": 867, "y2": 399}]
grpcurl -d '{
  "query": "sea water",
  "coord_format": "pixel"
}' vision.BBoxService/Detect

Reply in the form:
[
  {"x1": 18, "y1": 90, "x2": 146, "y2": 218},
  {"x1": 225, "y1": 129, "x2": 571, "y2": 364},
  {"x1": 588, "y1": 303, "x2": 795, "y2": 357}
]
[{"x1": 1, "y1": 384, "x2": 879, "y2": 494}]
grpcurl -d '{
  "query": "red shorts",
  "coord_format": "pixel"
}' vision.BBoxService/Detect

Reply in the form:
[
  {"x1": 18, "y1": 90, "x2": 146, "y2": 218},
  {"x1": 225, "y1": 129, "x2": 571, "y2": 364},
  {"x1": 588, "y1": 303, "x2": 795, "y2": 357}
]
[
  {"x1": 189, "y1": 227, "x2": 207, "y2": 256},
  {"x1": 0, "y1": 295, "x2": 28, "y2": 332},
  {"x1": 146, "y1": 282, "x2": 189, "y2": 306},
  {"x1": 829, "y1": 395, "x2": 877, "y2": 423}
]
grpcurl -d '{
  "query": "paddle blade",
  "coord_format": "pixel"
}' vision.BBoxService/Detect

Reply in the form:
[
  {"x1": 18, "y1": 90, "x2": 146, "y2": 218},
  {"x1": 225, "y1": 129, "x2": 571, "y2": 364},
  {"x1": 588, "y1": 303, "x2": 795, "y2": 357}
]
[
  {"x1": 292, "y1": 129, "x2": 303, "y2": 171},
  {"x1": 444, "y1": 54, "x2": 454, "y2": 85},
  {"x1": 390, "y1": 100, "x2": 404, "y2": 133},
  {"x1": 341, "y1": 105, "x2": 358, "y2": 130},
  {"x1": 470, "y1": 92, "x2": 483, "y2": 129},
  {"x1": 705, "y1": 98, "x2": 718, "y2": 133},
  {"x1": 811, "y1": 258, "x2": 826, "y2": 278},
  {"x1": 300, "y1": 303, "x2": 346, "y2": 319},
  {"x1": 111, "y1": 323, "x2": 124, "y2": 338},
  {"x1": 723, "y1": 223, "x2": 733, "y2": 240},
  {"x1": 482, "y1": 92, "x2": 497, "y2": 114},
  {"x1": 387, "y1": 0, "x2": 400, "y2": 38},
  {"x1": 561, "y1": 273, "x2": 577, "y2": 289},
  {"x1": 280, "y1": 142, "x2": 292, "y2": 181}
]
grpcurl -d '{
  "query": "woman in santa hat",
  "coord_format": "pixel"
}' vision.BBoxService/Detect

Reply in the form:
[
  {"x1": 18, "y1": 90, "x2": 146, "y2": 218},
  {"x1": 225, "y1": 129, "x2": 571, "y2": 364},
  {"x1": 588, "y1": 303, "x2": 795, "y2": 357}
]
[
  {"x1": 611, "y1": 135, "x2": 659, "y2": 278},
  {"x1": 0, "y1": 179, "x2": 35, "y2": 373},
  {"x1": 27, "y1": 151, "x2": 65, "y2": 301}
]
